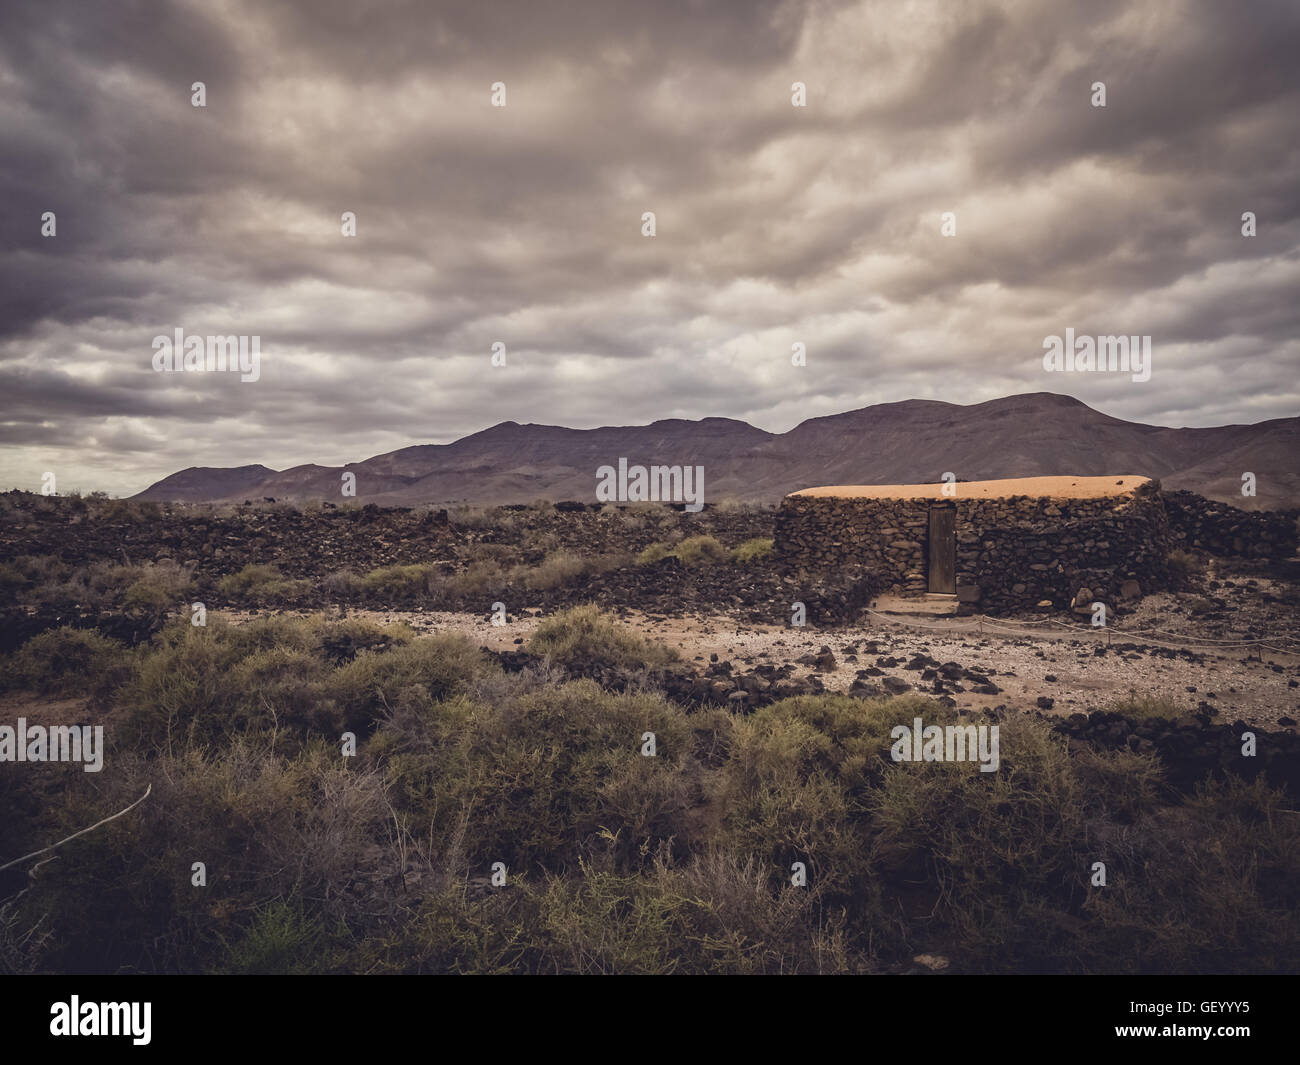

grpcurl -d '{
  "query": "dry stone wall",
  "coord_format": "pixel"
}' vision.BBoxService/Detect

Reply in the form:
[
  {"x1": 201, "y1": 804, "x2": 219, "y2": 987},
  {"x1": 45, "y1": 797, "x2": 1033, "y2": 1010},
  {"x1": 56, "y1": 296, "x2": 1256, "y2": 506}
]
[
  {"x1": 775, "y1": 481, "x2": 1172, "y2": 611},
  {"x1": 1162, "y1": 490, "x2": 1299, "y2": 559}
]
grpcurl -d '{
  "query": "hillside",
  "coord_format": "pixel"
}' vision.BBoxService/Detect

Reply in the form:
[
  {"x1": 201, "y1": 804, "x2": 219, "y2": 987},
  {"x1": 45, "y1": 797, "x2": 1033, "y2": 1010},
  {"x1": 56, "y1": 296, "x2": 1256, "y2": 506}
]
[{"x1": 133, "y1": 393, "x2": 1300, "y2": 509}]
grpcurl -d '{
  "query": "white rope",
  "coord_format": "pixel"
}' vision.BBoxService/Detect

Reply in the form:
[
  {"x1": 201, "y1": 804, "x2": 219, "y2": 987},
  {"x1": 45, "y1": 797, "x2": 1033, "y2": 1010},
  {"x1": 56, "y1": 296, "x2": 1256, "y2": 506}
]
[{"x1": 862, "y1": 610, "x2": 1299, "y2": 654}]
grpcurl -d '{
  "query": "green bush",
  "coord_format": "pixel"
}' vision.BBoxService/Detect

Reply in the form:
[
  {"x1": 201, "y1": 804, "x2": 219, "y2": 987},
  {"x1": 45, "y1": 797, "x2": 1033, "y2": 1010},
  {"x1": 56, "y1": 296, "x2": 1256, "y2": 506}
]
[
  {"x1": 11, "y1": 739, "x2": 387, "y2": 974},
  {"x1": 332, "y1": 633, "x2": 486, "y2": 733},
  {"x1": 215, "y1": 899, "x2": 338, "y2": 975},
  {"x1": 1081, "y1": 776, "x2": 1300, "y2": 973},
  {"x1": 635, "y1": 542, "x2": 675, "y2": 566},
  {"x1": 122, "y1": 561, "x2": 193, "y2": 615},
  {"x1": 443, "y1": 560, "x2": 509, "y2": 598},
  {"x1": 217, "y1": 564, "x2": 311, "y2": 603},
  {"x1": 120, "y1": 620, "x2": 242, "y2": 748},
  {"x1": 376, "y1": 680, "x2": 697, "y2": 876},
  {"x1": 0, "y1": 562, "x2": 26, "y2": 597},
  {"x1": 4, "y1": 627, "x2": 134, "y2": 700},
  {"x1": 730, "y1": 538, "x2": 773, "y2": 564},
  {"x1": 323, "y1": 569, "x2": 366, "y2": 596},
  {"x1": 635, "y1": 535, "x2": 730, "y2": 567},
  {"x1": 1108, "y1": 692, "x2": 1186, "y2": 721},
  {"x1": 670, "y1": 536, "x2": 729, "y2": 566},
  {"x1": 719, "y1": 693, "x2": 1169, "y2": 968},
  {"x1": 316, "y1": 616, "x2": 412, "y2": 663},
  {"x1": 362, "y1": 564, "x2": 435, "y2": 598},
  {"x1": 526, "y1": 604, "x2": 678, "y2": 670},
  {"x1": 360, "y1": 854, "x2": 854, "y2": 974},
  {"x1": 120, "y1": 615, "x2": 422, "y2": 748}
]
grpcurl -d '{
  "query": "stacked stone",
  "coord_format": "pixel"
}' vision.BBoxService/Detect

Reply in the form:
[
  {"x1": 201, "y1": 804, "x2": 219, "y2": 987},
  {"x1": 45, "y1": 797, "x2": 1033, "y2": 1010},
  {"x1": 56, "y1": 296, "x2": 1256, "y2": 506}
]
[
  {"x1": 1163, "y1": 490, "x2": 1299, "y2": 559},
  {"x1": 775, "y1": 482, "x2": 1172, "y2": 611},
  {"x1": 775, "y1": 496, "x2": 930, "y2": 590}
]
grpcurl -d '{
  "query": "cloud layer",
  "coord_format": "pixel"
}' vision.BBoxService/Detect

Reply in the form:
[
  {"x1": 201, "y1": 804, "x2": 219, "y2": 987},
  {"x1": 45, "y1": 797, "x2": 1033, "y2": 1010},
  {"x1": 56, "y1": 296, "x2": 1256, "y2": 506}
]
[{"x1": 2, "y1": 0, "x2": 1297, "y2": 494}]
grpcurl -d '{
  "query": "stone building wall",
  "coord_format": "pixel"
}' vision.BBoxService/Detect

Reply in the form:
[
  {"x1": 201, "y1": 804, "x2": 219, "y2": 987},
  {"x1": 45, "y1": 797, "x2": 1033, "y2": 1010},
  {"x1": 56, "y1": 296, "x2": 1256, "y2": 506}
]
[
  {"x1": 1162, "y1": 490, "x2": 1299, "y2": 559},
  {"x1": 775, "y1": 481, "x2": 1171, "y2": 611}
]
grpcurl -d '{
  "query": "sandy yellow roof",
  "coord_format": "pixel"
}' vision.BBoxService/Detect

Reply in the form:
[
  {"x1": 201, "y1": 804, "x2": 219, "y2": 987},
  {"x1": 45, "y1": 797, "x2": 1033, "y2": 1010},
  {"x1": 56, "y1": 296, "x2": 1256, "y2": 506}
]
[{"x1": 789, "y1": 475, "x2": 1152, "y2": 501}]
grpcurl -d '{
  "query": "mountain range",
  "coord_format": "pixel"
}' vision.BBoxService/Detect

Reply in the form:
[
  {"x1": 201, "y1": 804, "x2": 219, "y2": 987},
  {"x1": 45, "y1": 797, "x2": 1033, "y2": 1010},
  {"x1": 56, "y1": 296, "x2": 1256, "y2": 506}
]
[{"x1": 134, "y1": 393, "x2": 1300, "y2": 509}]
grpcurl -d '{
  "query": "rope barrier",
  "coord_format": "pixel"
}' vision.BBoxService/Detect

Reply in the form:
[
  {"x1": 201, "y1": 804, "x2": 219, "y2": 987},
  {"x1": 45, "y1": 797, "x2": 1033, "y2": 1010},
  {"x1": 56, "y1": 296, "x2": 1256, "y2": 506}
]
[{"x1": 861, "y1": 608, "x2": 1300, "y2": 655}]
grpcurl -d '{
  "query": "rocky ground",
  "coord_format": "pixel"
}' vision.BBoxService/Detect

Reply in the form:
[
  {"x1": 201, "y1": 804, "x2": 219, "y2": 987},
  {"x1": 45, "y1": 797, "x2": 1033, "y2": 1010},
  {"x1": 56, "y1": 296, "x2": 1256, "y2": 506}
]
[
  {"x1": 237, "y1": 583, "x2": 1299, "y2": 727},
  {"x1": 7, "y1": 491, "x2": 1299, "y2": 738},
  {"x1": 221, "y1": 585, "x2": 1300, "y2": 795}
]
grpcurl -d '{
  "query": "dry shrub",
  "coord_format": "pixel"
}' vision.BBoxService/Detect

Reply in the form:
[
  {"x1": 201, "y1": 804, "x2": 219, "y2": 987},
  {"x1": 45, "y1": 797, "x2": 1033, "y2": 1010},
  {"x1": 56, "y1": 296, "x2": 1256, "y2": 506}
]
[
  {"x1": 4, "y1": 626, "x2": 135, "y2": 701},
  {"x1": 372, "y1": 679, "x2": 696, "y2": 876},
  {"x1": 217, "y1": 564, "x2": 311, "y2": 603},
  {"x1": 526, "y1": 604, "x2": 678, "y2": 670}
]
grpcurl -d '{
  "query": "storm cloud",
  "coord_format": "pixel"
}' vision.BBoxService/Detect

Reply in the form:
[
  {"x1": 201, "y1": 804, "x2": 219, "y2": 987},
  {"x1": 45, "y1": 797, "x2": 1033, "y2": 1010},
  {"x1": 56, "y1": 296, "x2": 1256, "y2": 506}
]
[{"x1": 2, "y1": 0, "x2": 1297, "y2": 494}]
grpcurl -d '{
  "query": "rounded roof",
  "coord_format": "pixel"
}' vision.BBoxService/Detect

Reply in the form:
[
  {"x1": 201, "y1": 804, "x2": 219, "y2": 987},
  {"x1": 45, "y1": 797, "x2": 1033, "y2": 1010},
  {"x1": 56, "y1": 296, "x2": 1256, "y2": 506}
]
[{"x1": 788, "y1": 475, "x2": 1153, "y2": 501}]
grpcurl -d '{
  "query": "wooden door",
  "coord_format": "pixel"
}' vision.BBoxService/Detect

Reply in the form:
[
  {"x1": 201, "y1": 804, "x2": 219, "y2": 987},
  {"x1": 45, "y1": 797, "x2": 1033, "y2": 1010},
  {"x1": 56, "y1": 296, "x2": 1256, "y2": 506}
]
[{"x1": 928, "y1": 504, "x2": 956, "y2": 594}]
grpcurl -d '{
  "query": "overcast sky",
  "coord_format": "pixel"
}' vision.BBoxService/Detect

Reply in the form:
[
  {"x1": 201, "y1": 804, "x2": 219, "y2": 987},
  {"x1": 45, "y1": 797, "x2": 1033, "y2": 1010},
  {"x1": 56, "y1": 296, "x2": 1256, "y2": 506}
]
[{"x1": 2, "y1": 0, "x2": 1297, "y2": 496}]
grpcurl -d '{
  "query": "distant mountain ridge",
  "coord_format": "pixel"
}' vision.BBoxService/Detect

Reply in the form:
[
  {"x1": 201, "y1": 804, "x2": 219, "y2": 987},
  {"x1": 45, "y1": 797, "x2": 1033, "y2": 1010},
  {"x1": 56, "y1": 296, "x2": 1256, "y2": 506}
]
[{"x1": 133, "y1": 393, "x2": 1300, "y2": 509}]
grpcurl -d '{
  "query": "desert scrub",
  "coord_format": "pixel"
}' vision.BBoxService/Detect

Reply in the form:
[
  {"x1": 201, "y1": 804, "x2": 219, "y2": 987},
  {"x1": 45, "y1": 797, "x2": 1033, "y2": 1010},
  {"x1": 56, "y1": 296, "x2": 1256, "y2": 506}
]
[
  {"x1": 526, "y1": 604, "x2": 678, "y2": 670},
  {"x1": 635, "y1": 541, "x2": 675, "y2": 565},
  {"x1": 672, "y1": 535, "x2": 729, "y2": 566},
  {"x1": 441, "y1": 560, "x2": 509, "y2": 597},
  {"x1": 217, "y1": 563, "x2": 311, "y2": 603},
  {"x1": 226, "y1": 646, "x2": 336, "y2": 735},
  {"x1": 214, "y1": 898, "x2": 347, "y2": 975},
  {"x1": 636, "y1": 535, "x2": 729, "y2": 567},
  {"x1": 122, "y1": 560, "x2": 194, "y2": 614},
  {"x1": 360, "y1": 853, "x2": 860, "y2": 975},
  {"x1": 3, "y1": 626, "x2": 135, "y2": 701},
  {"x1": 2, "y1": 554, "x2": 72, "y2": 606},
  {"x1": 1107, "y1": 692, "x2": 1187, "y2": 721},
  {"x1": 719, "y1": 694, "x2": 922, "y2": 905},
  {"x1": 323, "y1": 569, "x2": 365, "y2": 596},
  {"x1": 510, "y1": 551, "x2": 627, "y2": 592},
  {"x1": 718, "y1": 693, "x2": 1168, "y2": 965},
  {"x1": 120, "y1": 614, "x2": 422, "y2": 747},
  {"x1": 315, "y1": 615, "x2": 413, "y2": 663},
  {"x1": 457, "y1": 541, "x2": 524, "y2": 567},
  {"x1": 0, "y1": 562, "x2": 27, "y2": 597},
  {"x1": 730, "y1": 538, "x2": 773, "y2": 564},
  {"x1": 15, "y1": 738, "x2": 388, "y2": 974},
  {"x1": 863, "y1": 709, "x2": 1167, "y2": 970},
  {"x1": 516, "y1": 551, "x2": 589, "y2": 590},
  {"x1": 1078, "y1": 775, "x2": 1300, "y2": 973},
  {"x1": 120, "y1": 619, "x2": 245, "y2": 748},
  {"x1": 332, "y1": 632, "x2": 486, "y2": 733},
  {"x1": 361, "y1": 563, "x2": 436, "y2": 598},
  {"x1": 374, "y1": 680, "x2": 697, "y2": 875},
  {"x1": 25, "y1": 559, "x2": 192, "y2": 612}
]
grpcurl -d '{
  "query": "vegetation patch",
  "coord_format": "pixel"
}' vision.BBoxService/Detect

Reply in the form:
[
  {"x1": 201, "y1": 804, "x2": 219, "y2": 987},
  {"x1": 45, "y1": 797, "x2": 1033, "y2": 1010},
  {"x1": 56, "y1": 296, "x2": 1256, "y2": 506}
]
[{"x1": 526, "y1": 604, "x2": 679, "y2": 671}]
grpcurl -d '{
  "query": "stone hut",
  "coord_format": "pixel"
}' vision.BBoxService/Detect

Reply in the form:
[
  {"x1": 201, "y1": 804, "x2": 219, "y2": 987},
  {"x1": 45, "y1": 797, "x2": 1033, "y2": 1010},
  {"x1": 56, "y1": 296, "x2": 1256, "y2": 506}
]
[{"x1": 774, "y1": 475, "x2": 1171, "y2": 612}]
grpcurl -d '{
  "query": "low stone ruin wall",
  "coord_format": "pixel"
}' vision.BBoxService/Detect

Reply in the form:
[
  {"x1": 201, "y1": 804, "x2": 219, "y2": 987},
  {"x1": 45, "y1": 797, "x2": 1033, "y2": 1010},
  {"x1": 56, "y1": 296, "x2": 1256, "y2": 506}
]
[
  {"x1": 1162, "y1": 490, "x2": 1299, "y2": 559},
  {"x1": 775, "y1": 482, "x2": 1171, "y2": 611}
]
